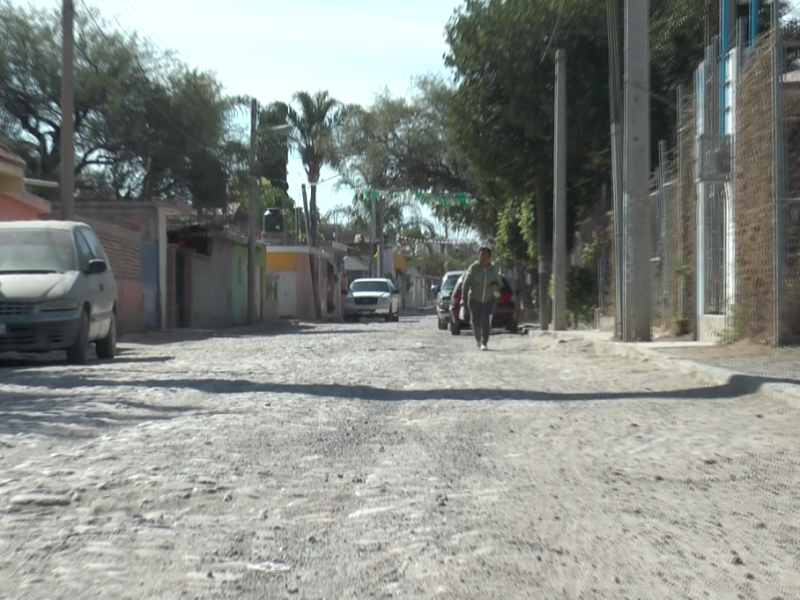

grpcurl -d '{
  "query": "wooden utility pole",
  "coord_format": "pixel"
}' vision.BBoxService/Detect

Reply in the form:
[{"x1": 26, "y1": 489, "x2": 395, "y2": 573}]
[
  {"x1": 553, "y1": 49, "x2": 568, "y2": 331},
  {"x1": 537, "y1": 176, "x2": 549, "y2": 331},
  {"x1": 247, "y1": 98, "x2": 258, "y2": 325},
  {"x1": 623, "y1": 0, "x2": 652, "y2": 341},
  {"x1": 60, "y1": 0, "x2": 75, "y2": 220}
]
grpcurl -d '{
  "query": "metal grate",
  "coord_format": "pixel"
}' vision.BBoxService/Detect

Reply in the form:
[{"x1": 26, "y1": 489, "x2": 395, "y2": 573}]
[{"x1": 0, "y1": 302, "x2": 33, "y2": 317}]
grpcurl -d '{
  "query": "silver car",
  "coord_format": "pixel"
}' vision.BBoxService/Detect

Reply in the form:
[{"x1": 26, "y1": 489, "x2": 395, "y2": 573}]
[
  {"x1": 345, "y1": 277, "x2": 401, "y2": 322},
  {"x1": 0, "y1": 221, "x2": 118, "y2": 363}
]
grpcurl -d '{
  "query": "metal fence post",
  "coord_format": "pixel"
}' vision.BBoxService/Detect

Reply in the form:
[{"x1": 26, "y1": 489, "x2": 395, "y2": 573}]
[{"x1": 771, "y1": 5, "x2": 786, "y2": 345}]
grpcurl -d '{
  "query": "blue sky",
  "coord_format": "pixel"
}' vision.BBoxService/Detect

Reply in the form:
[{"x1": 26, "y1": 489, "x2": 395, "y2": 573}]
[{"x1": 23, "y1": 0, "x2": 461, "y2": 216}]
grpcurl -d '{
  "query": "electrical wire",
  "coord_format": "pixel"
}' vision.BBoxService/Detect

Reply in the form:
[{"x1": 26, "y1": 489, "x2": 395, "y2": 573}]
[
  {"x1": 306, "y1": 0, "x2": 446, "y2": 25},
  {"x1": 148, "y1": 31, "x2": 434, "y2": 68},
  {"x1": 539, "y1": 0, "x2": 568, "y2": 64},
  {"x1": 77, "y1": 0, "x2": 208, "y2": 149}
]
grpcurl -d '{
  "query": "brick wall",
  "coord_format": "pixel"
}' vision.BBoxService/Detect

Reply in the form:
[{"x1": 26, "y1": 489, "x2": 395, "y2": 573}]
[
  {"x1": 75, "y1": 214, "x2": 145, "y2": 335},
  {"x1": 49, "y1": 198, "x2": 192, "y2": 242}
]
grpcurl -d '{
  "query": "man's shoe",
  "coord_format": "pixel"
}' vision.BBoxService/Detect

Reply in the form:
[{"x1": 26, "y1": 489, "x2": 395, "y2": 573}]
[{"x1": 481, "y1": 344, "x2": 488, "y2": 351}]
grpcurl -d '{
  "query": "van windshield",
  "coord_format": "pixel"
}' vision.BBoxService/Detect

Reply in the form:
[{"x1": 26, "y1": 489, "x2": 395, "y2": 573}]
[
  {"x1": 351, "y1": 280, "x2": 392, "y2": 293},
  {"x1": 0, "y1": 229, "x2": 76, "y2": 274},
  {"x1": 441, "y1": 274, "x2": 461, "y2": 294}
]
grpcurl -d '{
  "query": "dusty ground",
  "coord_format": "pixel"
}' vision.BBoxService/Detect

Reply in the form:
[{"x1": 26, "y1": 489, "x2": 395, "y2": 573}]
[{"x1": 0, "y1": 317, "x2": 799, "y2": 599}]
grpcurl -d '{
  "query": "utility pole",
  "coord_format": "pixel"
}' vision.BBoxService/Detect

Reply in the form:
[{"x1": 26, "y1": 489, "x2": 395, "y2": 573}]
[
  {"x1": 370, "y1": 195, "x2": 377, "y2": 276},
  {"x1": 377, "y1": 199, "x2": 385, "y2": 278},
  {"x1": 247, "y1": 98, "x2": 258, "y2": 325},
  {"x1": 607, "y1": 0, "x2": 624, "y2": 338},
  {"x1": 60, "y1": 0, "x2": 75, "y2": 220},
  {"x1": 623, "y1": 0, "x2": 651, "y2": 341},
  {"x1": 537, "y1": 178, "x2": 549, "y2": 332},
  {"x1": 553, "y1": 49, "x2": 567, "y2": 331}
]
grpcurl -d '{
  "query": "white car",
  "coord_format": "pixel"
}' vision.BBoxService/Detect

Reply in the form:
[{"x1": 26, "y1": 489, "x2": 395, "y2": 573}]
[{"x1": 345, "y1": 278, "x2": 400, "y2": 322}]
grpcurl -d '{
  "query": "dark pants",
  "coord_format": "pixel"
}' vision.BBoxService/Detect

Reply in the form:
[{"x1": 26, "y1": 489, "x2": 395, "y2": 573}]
[{"x1": 469, "y1": 298, "x2": 496, "y2": 345}]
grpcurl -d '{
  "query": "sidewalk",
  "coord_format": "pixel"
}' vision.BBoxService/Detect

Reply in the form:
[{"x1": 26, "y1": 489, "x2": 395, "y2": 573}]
[{"x1": 528, "y1": 328, "x2": 800, "y2": 409}]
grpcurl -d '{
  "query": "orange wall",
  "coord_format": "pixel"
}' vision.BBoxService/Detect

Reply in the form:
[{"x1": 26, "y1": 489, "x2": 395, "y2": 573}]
[
  {"x1": 0, "y1": 194, "x2": 43, "y2": 221},
  {"x1": 266, "y1": 251, "x2": 298, "y2": 271}
]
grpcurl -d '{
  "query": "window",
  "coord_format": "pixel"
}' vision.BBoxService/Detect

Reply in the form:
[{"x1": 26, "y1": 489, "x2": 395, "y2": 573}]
[
  {"x1": 78, "y1": 227, "x2": 109, "y2": 264},
  {"x1": 74, "y1": 230, "x2": 94, "y2": 271},
  {"x1": 350, "y1": 280, "x2": 392, "y2": 293},
  {"x1": 0, "y1": 229, "x2": 76, "y2": 273},
  {"x1": 441, "y1": 274, "x2": 461, "y2": 294}
]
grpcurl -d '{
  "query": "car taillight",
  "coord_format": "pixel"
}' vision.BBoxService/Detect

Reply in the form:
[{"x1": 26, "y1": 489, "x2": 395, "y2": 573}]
[{"x1": 500, "y1": 291, "x2": 512, "y2": 303}]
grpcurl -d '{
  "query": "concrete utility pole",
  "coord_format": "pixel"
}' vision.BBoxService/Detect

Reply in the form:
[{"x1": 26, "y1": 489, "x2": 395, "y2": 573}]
[
  {"x1": 553, "y1": 49, "x2": 568, "y2": 331},
  {"x1": 623, "y1": 0, "x2": 652, "y2": 341},
  {"x1": 60, "y1": 0, "x2": 75, "y2": 221},
  {"x1": 247, "y1": 98, "x2": 258, "y2": 325}
]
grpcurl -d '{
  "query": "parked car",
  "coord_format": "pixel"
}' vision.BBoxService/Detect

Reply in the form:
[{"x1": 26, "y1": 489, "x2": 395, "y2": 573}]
[
  {"x1": 0, "y1": 220, "x2": 118, "y2": 363},
  {"x1": 432, "y1": 270, "x2": 465, "y2": 330},
  {"x1": 345, "y1": 277, "x2": 401, "y2": 322},
  {"x1": 448, "y1": 273, "x2": 519, "y2": 335}
]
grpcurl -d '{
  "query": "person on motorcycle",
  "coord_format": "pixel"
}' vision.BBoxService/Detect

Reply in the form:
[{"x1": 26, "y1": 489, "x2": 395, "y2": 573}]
[{"x1": 461, "y1": 245, "x2": 503, "y2": 351}]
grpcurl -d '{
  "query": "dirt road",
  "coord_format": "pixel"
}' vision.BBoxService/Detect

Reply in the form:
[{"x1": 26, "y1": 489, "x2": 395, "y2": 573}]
[{"x1": 1, "y1": 317, "x2": 798, "y2": 599}]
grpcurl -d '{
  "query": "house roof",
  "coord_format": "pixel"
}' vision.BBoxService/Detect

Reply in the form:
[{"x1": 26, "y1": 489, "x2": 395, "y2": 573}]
[
  {"x1": 0, "y1": 218, "x2": 83, "y2": 231},
  {"x1": 344, "y1": 255, "x2": 369, "y2": 272},
  {"x1": 0, "y1": 143, "x2": 26, "y2": 169}
]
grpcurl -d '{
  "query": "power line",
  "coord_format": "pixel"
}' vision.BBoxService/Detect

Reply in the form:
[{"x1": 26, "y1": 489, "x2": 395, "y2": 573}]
[
  {"x1": 539, "y1": 0, "x2": 568, "y2": 64},
  {"x1": 78, "y1": 0, "x2": 219, "y2": 150},
  {"x1": 149, "y1": 30, "x2": 436, "y2": 67},
  {"x1": 307, "y1": 0, "x2": 447, "y2": 25}
]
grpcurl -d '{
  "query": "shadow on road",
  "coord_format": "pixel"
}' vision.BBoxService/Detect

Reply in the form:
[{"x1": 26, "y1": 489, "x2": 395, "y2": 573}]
[
  {"x1": 0, "y1": 392, "x2": 231, "y2": 439},
  {"x1": 119, "y1": 322, "x2": 381, "y2": 346},
  {"x1": 0, "y1": 352, "x2": 174, "y2": 372},
  {"x1": 7, "y1": 373, "x2": 795, "y2": 403}
]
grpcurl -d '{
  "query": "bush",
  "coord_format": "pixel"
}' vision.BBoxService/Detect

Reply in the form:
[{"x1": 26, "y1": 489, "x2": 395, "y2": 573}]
[{"x1": 548, "y1": 264, "x2": 597, "y2": 327}]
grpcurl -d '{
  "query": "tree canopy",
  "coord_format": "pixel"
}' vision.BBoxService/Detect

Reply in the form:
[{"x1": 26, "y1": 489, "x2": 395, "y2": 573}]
[{"x1": 0, "y1": 1, "x2": 288, "y2": 211}]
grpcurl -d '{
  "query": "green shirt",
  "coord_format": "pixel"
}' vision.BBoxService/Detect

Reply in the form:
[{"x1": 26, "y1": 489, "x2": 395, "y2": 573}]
[{"x1": 462, "y1": 261, "x2": 502, "y2": 304}]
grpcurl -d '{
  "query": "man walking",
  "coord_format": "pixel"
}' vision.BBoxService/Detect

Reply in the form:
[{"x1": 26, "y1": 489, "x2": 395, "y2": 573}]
[{"x1": 461, "y1": 245, "x2": 503, "y2": 351}]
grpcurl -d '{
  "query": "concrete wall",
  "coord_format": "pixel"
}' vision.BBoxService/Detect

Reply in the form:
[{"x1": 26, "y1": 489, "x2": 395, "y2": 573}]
[
  {"x1": 230, "y1": 244, "x2": 247, "y2": 325},
  {"x1": 295, "y1": 253, "x2": 315, "y2": 320},
  {"x1": 188, "y1": 239, "x2": 235, "y2": 329}
]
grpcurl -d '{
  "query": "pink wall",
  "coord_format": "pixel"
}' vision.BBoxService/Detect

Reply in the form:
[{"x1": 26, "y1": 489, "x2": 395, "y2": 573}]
[
  {"x1": 0, "y1": 195, "x2": 44, "y2": 221},
  {"x1": 294, "y1": 253, "x2": 328, "y2": 320},
  {"x1": 115, "y1": 279, "x2": 144, "y2": 336}
]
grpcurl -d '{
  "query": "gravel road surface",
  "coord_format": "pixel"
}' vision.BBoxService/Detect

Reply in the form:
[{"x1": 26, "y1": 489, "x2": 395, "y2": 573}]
[{"x1": 1, "y1": 316, "x2": 798, "y2": 599}]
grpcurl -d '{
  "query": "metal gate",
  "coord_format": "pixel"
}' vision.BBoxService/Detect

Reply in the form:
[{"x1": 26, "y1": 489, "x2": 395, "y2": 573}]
[
  {"x1": 140, "y1": 241, "x2": 159, "y2": 328},
  {"x1": 175, "y1": 250, "x2": 186, "y2": 328}
]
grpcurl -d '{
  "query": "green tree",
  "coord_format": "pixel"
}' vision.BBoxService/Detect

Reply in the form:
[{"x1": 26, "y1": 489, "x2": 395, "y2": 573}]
[
  {"x1": 0, "y1": 1, "x2": 238, "y2": 208},
  {"x1": 287, "y1": 90, "x2": 348, "y2": 319}
]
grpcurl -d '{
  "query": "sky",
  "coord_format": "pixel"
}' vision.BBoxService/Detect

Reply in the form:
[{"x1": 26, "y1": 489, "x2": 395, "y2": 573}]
[{"x1": 23, "y1": 0, "x2": 461, "y2": 218}]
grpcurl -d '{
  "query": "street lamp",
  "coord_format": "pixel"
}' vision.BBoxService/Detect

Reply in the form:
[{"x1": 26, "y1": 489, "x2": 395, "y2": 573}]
[{"x1": 248, "y1": 114, "x2": 293, "y2": 325}]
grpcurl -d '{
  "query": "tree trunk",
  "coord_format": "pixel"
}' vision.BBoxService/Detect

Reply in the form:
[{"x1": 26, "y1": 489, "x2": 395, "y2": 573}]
[
  {"x1": 536, "y1": 177, "x2": 550, "y2": 330},
  {"x1": 302, "y1": 183, "x2": 323, "y2": 320}
]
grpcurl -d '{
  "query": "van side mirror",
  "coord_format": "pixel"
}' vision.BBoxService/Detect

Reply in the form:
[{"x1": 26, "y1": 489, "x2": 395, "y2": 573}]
[{"x1": 85, "y1": 259, "x2": 108, "y2": 275}]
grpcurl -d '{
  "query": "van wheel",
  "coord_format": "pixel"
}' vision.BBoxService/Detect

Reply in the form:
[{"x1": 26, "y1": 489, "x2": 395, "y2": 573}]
[
  {"x1": 67, "y1": 310, "x2": 90, "y2": 364},
  {"x1": 96, "y1": 312, "x2": 117, "y2": 360}
]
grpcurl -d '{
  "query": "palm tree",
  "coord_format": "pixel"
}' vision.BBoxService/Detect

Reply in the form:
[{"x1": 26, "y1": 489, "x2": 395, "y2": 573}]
[{"x1": 287, "y1": 90, "x2": 348, "y2": 318}]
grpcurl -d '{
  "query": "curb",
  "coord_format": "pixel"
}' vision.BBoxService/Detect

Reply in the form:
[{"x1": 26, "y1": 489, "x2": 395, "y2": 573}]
[{"x1": 531, "y1": 330, "x2": 800, "y2": 409}]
